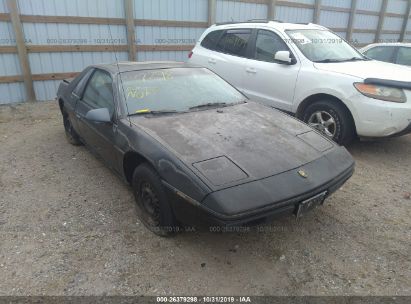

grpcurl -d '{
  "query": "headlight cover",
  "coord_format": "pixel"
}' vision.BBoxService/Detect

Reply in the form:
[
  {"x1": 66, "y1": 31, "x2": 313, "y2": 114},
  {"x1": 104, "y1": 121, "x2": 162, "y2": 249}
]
[{"x1": 354, "y1": 83, "x2": 406, "y2": 103}]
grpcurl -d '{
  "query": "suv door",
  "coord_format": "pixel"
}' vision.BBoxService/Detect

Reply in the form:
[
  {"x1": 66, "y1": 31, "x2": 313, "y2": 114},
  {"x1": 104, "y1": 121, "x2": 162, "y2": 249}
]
[
  {"x1": 200, "y1": 29, "x2": 253, "y2": 92},
  {"x1": 74, "y1": 69, "x2": 119, "y2": 169},
  {"x1": 242, "y1": 29, "x2": 300, "y2": 111}
]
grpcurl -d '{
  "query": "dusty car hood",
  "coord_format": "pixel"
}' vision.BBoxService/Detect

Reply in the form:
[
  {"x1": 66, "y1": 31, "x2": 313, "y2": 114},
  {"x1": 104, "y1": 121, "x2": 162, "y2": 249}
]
[
  {"x1": 314, "y1": 60, "x2": 411, "y2": 81},
  {"x1": 131, "y1": 102, "x2": 335, "y2": 187}
]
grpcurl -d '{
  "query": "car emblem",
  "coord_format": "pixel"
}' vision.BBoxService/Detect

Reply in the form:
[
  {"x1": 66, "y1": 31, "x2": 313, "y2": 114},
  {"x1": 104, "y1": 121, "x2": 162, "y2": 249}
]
[{"x1": 298, "y1": 169, "x2": 308, "y2": 178}]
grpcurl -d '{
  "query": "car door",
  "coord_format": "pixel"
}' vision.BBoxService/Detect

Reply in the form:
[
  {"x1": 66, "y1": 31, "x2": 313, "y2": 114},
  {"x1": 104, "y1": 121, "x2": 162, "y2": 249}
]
[
  {"x1": 242, "y1": 29, "x2": 301, "y2": 112},
  {"x1": 203, "y1": 29, "x2": 253, "y2": 93},
  {"x1": 67, "y1": 68, "x2": 94, "y2": 133},
  {"x1": 74, "y1": 69, "x2": 120, "y2": 169}
]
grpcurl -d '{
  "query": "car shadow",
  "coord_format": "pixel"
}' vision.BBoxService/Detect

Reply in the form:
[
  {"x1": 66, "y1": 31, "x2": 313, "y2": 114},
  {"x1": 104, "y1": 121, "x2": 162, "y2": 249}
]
[{"x1": 346, "y1": 135, "x2": 411, "y2": 166}]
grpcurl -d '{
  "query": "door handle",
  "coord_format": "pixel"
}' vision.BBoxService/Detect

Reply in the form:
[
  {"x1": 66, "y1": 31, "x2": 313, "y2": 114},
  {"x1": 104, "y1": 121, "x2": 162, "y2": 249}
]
[
  {"x1": 208, "y1": 58, "x2": 216, "y2": 64},
  {"x1": 246, "y1": 68, "x2": 257, "y2": 74}
]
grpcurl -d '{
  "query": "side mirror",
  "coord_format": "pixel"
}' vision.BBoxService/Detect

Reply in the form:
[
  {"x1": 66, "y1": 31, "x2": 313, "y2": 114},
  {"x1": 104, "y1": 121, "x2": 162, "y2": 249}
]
[
  {"x1": 85, "y1": 108, "x2": 111, "y2": 123},
  {"x1": 274, "y1": 51, "x2": 297, "y2": 65}
]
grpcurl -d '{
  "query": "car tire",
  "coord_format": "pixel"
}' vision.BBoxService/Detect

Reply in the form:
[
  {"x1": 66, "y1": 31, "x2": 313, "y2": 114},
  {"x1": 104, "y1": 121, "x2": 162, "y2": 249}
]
[
  {"x1": 302, "y1": 100, "x2": 355, "y2": 145},
  {"x1": 132, "y1": 164, "x2": 178, "y2": 237},
  {"x1": 62, "y1": 108, "x2": 82, "y2": 146}
]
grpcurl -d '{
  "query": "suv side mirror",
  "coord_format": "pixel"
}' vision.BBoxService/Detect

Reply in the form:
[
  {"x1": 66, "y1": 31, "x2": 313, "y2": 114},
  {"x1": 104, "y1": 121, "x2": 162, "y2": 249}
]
[
  {"x1": 274, "y1": 51, "x2": 297, "y2": 65},
  {"x1": 85, "y1": 108, "x2": 111, "y2": 123}
]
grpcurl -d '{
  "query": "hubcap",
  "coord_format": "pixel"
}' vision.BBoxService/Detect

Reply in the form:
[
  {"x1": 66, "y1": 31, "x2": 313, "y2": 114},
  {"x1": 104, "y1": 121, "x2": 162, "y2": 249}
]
[
  {"x1": 308, "y1": 111, "x2": 336, "y2": 138},
  {"x1": 139, "y1": 182, "x2": 160, "y2": 227}
]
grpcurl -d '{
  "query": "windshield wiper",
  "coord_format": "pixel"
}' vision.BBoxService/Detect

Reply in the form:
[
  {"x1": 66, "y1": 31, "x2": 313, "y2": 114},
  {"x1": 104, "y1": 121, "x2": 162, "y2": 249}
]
[
  {"x1": 128, "y1": 109, "x2": 179, "y2": 116},
  {"x1": 189, "y1": 102, "x2": 227, "y2": 110},
  {"x1": 340, "y1": 57, "x2": 365, "y2": 62},
  {"x1": 313, "y1": 58, "x2": 344, "y2": 63},
  {"x1": 314, "y1": 57, "x2": 365, "y2": 63}
]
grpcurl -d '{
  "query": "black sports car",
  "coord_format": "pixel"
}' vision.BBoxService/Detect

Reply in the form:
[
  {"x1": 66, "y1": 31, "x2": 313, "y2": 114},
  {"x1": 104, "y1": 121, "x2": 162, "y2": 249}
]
[{"x1": 57, "y1": 61, "x2": 355, "y2": 236}]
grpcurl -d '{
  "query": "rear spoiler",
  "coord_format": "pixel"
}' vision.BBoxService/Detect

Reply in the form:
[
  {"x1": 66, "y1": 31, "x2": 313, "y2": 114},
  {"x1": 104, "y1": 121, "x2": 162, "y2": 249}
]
[
  {"x1": 364, "y1": 78, "x2": 411, "y2": 90},
  {"x1": 63, "y1": 78, "x2": 74, "y2": 84}
]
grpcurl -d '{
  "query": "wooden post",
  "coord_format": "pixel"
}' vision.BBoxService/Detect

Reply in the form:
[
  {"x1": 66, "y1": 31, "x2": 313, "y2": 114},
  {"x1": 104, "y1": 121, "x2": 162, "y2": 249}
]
[
  {"x1": 399, "y1": 0, "x2": 411, "y2": 42},
  {"x1": 208, "y1": 0, "x2": 216, "y2": 26},
  {"x1": 124, "y1": 0, "x2": 136, "y2": 61},
  {"x1": 313, "y1": 0, "x2": 322, "y2": 24},
  {"x1": 7, "y1": 0, "x2": 36, "y2": 102},
  {"x1": 375, "y1": 0, "x2": 388, "y2": 43},
  {"x1": 268, "y1": 0, "x2": 277, "y2": 20},
  {"x1": 346, "y1": 0, "x2": 357, "y2": 44}
]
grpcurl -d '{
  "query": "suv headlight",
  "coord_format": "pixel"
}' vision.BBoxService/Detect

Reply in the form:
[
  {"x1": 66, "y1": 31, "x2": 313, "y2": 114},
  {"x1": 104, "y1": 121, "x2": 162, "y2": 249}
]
[{"x1": 354, "y1": 83, "x2": 406, "y2": 103}]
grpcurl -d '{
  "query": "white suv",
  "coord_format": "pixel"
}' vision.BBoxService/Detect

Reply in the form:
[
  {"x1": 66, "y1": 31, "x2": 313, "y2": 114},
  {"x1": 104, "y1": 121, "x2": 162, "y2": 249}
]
[{"x1": 189, "y1": 21, "x2": 411, "y2": 145}]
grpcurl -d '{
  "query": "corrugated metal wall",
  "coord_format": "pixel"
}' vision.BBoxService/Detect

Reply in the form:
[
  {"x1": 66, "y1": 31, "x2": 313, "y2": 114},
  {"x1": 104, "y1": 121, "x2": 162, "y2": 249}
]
[
  {"x1": 0, "y1": 0, "x2": 410, "y2": 104},
  {"x1": 135, "y1": 0, "x2": 208, "y2": 62}
]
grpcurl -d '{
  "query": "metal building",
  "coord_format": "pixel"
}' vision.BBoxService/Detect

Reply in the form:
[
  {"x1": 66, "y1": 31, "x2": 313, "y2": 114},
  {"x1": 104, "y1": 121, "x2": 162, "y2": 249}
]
[{"x1": 0, "y1": 0, "x2": 410, "y2": 104}]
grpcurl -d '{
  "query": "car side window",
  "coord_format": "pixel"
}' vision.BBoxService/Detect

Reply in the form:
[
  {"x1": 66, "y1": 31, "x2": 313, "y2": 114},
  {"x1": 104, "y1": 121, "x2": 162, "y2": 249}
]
[
  {"x1": 216, "y1": 29, "x2": 251, "y2": 57},
  {"x1": 201, "y1": 30, "x2": 223, "y2": 50},
  {"x1": 364, "y1": 46, "x2": 397, "y2": 63},
  {"x1": 73, "y1": 68, "x2": 94, "y2": 97},
  {"x1": 82, "y1": 70, "x2": 115, "y2": 117},
  {"x1": 254, "y1": 30, "x2": 290, "y2": 63},
  {"x1": 396, "y1": 47, "x2": 411, "y2": 66}
]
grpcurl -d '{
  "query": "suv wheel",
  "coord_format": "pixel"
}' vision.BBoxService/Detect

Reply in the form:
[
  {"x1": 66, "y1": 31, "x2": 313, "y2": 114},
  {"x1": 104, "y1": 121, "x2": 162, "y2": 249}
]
[
  {"x1": 132, "y1": 164, "x2": 178, "y2": 237},
  {"x1": 302, "y1": 100, "x2": 355, "y2": 145}
]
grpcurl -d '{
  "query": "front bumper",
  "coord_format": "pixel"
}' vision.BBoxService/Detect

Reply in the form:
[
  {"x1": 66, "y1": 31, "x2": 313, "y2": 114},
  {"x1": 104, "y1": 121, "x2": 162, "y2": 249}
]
[
  {"x1": 351, "y1": 93, "x2": 411, "y2": 138},
  {"x1": 372, "y1": 122, "x2": 411, "y2": 139},
  {"x1": 166, "y1": 147, "x2": 355, "y2": 228}
]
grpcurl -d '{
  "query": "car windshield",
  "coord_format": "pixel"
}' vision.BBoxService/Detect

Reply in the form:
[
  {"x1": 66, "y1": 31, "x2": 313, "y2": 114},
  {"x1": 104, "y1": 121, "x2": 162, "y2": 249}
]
[
  {"x1": 286, "y1": 29, "x2": 365, "y2": 62},
  {"x1": 120, "y1": 67, "x2": 246, "y2": 115}
]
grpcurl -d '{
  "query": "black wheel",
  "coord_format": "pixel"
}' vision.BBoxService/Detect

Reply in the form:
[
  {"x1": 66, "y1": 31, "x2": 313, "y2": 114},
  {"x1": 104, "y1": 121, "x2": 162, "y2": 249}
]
[
  {"x1": 132, "y1": 164, "x2": 178, "y2": 237},
  {"x1": 302, "y1": 99, "x2": 355, "y2": 145},
  {"x1": 62, "y1": 108, "x2": 82, "y2": 146}
]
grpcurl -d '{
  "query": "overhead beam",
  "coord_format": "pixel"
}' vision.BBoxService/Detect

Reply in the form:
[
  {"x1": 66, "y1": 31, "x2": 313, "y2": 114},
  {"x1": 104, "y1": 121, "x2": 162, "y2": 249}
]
[
  {"x1": 313, "y1": 0, "x2": 322, "y2": 24},
  {"x1": 0, "y1": 46, "x2": 18, "y2": 53},
  {"x1": 276, "y1": 1, "x2": 313, "y2": 9},
  {"x1": 0, "y1": 44, "x2": 193, "y2": 53},
  {"x1": 124, "y1": 0, "x2": 137, "y2": 61},
  {"x1": 6, "y1": 0, "x2": 36, "y2": 102},
  {"x1": 135, "y1": 19, "x2": 207, "y2": 27},
  {"x1": 346, "y1": 0, "x2": 358, "y2": 43},
  {"x1": 136, "y1": 45, "x2": 194, "y2": 52},
  {"x1": 375, "y1": 0, "x2": 388, "y2": 43},
  {"x1": 0, "y1": 72, "x2": 80, "y2": 84},
  {"x1": 208, "y1": 0, "x2": 216, "y2": 26},
  {"x1": 400, "y1": 0, "x2": 411, "y2": 42},
  {"x1": 20, "y1": 14, "x2": 125, "y2": 25},
  {"x1": 26, "y1": 45, "x2": 129, "y2": 53}
]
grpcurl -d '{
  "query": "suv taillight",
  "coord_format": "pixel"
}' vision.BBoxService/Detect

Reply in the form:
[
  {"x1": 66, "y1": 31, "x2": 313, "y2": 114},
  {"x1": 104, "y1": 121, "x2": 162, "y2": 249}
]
[{"x1": 188, "y1": 51, "x2": 193, "y2": 59}]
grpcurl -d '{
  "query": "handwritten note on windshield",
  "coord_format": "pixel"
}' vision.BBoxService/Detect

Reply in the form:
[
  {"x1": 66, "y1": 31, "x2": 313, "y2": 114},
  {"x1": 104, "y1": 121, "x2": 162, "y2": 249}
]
[
  {"x1": 126, "y1": 86, "x2": 160, "y2": 99},
  {"x1": 125, "y1": 70, "x2": 173, "y2": 99}
]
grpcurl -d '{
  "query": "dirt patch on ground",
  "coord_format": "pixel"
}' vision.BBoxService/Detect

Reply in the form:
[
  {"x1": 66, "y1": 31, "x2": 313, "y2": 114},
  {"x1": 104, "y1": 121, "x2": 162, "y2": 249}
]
[{"x1": 0, "y1": 101, "x2": 410, "y2": 296}]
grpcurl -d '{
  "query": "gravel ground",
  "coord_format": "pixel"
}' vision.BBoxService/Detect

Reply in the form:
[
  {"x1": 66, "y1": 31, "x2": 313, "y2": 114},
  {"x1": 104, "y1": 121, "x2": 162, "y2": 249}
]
[{"x1": 0, "y1": 101, "x2": 410, "y2": 296}]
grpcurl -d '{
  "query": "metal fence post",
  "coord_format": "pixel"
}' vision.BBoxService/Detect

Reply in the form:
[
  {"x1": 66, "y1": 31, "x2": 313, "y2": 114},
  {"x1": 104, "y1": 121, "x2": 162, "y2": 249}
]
[
  {"x1": 7, "y1": 0, "x2": 36, "y2": 102},
  {"x1": 400, "y1": 0, "x2": 411, "y2": 42},
  {"x1": 375, "y1": 0, "x2": 388, "y2": 43},
  {"x1": 268, "y1": 0, "x2": 277, "y2": 20},
  {"x1": 313, "y1": 0, "x2": 322, "y2": 24},
  {"x1": 124, "y1": 0, "x2": 137, "y2": 61},
  {"x1": 208, "y1": 0, "x2": 216, "y2": 26},
  {"x1": 346, "y1": 0, "x2": 357, "y2": 44}
]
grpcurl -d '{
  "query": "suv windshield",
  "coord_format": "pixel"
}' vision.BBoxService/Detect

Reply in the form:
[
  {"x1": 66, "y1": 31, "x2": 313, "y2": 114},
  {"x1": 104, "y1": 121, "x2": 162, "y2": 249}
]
[
  {"x1": 121, "y1": 68, "x2": 246, "y2": 115},
  {"x1": 286, "y1": 29, "x2": 365, "y2": 62}
]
